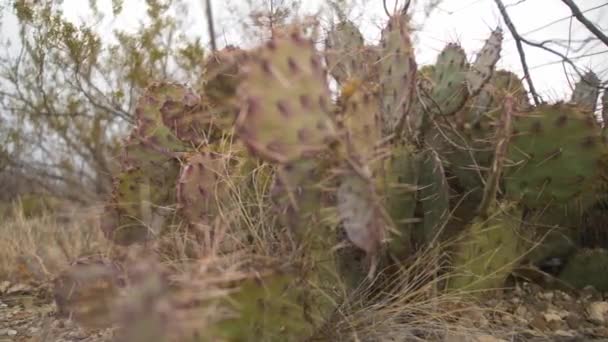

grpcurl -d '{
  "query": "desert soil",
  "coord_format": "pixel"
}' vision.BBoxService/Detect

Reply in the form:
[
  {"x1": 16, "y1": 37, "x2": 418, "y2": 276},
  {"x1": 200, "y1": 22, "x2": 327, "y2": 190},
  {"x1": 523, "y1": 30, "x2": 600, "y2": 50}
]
[{"x1": 1, "y1": 279, "x2": 608, "y2": 342}]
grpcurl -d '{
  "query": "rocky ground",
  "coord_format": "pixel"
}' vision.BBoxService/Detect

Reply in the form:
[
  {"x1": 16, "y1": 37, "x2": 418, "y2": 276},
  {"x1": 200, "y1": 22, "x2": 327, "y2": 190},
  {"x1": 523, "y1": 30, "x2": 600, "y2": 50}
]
[{"x1": 1, "y1": 279, "x2": 608, "y2": 342}]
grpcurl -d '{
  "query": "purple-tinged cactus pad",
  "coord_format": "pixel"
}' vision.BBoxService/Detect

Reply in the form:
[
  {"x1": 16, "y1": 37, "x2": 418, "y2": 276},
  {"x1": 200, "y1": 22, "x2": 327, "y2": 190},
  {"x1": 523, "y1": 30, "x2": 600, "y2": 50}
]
[{"x1": 235, "y1": 27, "x2": 339, "y2": 164}]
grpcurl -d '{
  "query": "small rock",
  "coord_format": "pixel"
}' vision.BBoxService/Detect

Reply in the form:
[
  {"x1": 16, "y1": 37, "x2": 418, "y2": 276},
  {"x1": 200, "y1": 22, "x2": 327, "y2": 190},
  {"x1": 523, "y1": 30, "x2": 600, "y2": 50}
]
[
  {"x1": 530, "y1": 314, "x2": 548, "y2": 331},
  {"x1": 544, "y1": 310, "x2": 562, "y2": 323},
  {"x1": 474, "y1": 335, "x2": 507, "y2": 342},
  {"x1": 554, "y1": 329, "x2": 577, "y2": 338},
  {"x1": 0, "y1": 280, "x2": 10, "y2": 293},
  {"x1": 582, "y1": 286, "x2": 602, "y2": 301},
  {"x1": 540, "y1": 292, "x2": 554, "y2": 301},
  {"x1": 0, "y1": 329, "x2": 18, "y2": 337},
  {"x1": 7, "y1": 283, "x2": 34, "y2": 295},
  {"x1": 566, "y1": 313, "x2": 583, "y2": 329},
  {"x1": 556, "y1": 290, "x2": 572, "y2": 302},
  {"x1": 588, "y1": 301, "x2": 608, "y2": 325}
]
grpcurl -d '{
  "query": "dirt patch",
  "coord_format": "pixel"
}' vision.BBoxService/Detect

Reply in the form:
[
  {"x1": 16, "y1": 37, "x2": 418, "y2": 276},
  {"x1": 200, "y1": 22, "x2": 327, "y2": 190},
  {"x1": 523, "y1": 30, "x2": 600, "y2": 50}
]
[{"x1": 2, "y1": 278, "x2": 608, "y2": 341}]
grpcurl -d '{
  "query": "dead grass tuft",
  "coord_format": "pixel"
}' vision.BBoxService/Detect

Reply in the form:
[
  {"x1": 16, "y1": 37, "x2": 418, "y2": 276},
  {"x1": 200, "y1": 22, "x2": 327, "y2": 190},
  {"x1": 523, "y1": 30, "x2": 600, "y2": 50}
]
[{"x1": 0, "y1": 201, "x2": 113, "y2": 283}]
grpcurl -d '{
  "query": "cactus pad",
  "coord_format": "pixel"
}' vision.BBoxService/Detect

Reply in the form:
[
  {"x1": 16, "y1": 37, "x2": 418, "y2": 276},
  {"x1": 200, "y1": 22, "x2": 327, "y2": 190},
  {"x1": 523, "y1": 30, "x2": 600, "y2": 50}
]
[
  {"x1": 53, "y1": 256, "x2": 123, "y2": 329},
  {"x1": 423, "y1": 44, "x2": 469, "y2": 117},
  {"x1": 176, "y1": 151, "x2": 229, "y2": 225},
  {"x1": 338, "y1": 80, "x2": 382, "y2": 165},
  {"x1": 383, "y1": 143, "x2": 419, "y2": 258},
  {"x1": 101, "y1": 161, "x2": 180, "y2": 245},
  {"x1": 379, "y1": 12, "x2": 417, "y2": 138},
  {"x1": 505, "y1": 103, "x2": 608, "y2": 207},
  {"x1": 466, "y1": 28, "x2": 503, "y2": 96},
  {"x1": 325, "y1": 19, "x2": 365, "y2": 84},
  {"x1": 570, "y1": 71, "x2": 600, "y2": 114},
  {"x1": 447, "y1": 202, "x2": 526, "y2": 292},
  {"x1": 417, "y1": 149, "x2": 450, "y2": 244},
  {"x1": 558, "y1": 248, "x2": 608, "y2": 291},
  {"x1": 134, "y1": 82, "x2": 197, "y2": 150},
  {"x1": 235, "y1": 27, "x2": 339, "y2": 164},
  {"x1": 203, "y1": 46, "x2": 249, "y2": 105},
  {"x1": 337, "y1": 169, "x2": 386, "y2": 255}
]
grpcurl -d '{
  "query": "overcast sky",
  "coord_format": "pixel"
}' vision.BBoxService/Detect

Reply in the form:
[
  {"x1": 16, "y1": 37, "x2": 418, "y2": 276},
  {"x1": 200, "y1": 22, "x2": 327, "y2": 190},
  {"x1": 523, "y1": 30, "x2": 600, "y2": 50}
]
[{"x1": 2, "y1": 0, "x2": 608, "y2": 102}]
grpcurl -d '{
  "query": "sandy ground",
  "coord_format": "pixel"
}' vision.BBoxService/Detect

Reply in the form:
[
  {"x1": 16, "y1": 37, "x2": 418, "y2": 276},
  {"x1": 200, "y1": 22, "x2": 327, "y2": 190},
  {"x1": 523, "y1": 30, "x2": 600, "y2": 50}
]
[{"x1": 1, "y1": 278, "x2": 608, "y2": 342}]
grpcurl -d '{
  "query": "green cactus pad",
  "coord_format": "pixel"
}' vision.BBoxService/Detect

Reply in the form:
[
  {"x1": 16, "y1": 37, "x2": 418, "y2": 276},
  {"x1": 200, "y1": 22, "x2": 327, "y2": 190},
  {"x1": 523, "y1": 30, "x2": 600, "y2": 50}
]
[
  {"x1": 558, "y1": 248, "x2": 608, "y2": 291},
  {"x1": 468, "y1": 70, "x2": 527, "y2": 123},
  {"x1": 505, "y1": 103, "x2": 608, "y2": 208},
  {"x1": 101, "y1": 161, "x2": 180, "y2": 245},
  {"x1": 417, "y1": 149, "x2": 450, "y2": 244},
  {"x1": 235, "y1": 27, "x2": 339, "y2": 164},
  {"x1": 383, "y1": 143, "x2": 419, "y2": 259},
  {"x1": 447, "y1": 202, "x2": 526, "y2": 292},
  {"x1": 134, "y1": 82, "x2": 196, "y2": 151},
  {"x1": 424, "y1": 44, "x2": 469, "y2": 117},
  {"x1": 325, "y1": 19, "x2": 365, "y2": 84},
  {"x1": 338, "y1": 80, "x2": 382, "y2": 165},
  {"x1": 466, "y1": 28, "x2": 503, "y2": 96},
  {"x1": 570, "y1": 71, "x2": 601, "y2": 114},
  {"x1": 176, "y1": 151, "x2": 229, "y2": 225},
  {"x1": 203, "y1": 46, "x2": 249, "y2": 106},
  {"x1": 160, "y1": 97, "x2": 230, "y2": 146},
  {"x1": 270, "y1": 157, "x2": 332, "y2": 235},
  {"x1": 433, "y1": 71, "x2": 525, "y2": 199},
  {"x1": 379, "y1": 12, "x2": 417, "y2": 137},
  {"x1": 207, "y1": 270, "x2": 336, "y2": 342}
]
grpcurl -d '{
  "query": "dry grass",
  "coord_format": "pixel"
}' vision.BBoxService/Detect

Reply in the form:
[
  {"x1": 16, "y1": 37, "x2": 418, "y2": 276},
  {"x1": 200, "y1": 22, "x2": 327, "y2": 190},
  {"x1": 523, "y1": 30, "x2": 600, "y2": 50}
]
[
  {"x1": 0, "y1": 145, "x2": 513, "y2": 341},
  {"x1": 0, "y1": 201, "x2": 113, "y2": 283}
]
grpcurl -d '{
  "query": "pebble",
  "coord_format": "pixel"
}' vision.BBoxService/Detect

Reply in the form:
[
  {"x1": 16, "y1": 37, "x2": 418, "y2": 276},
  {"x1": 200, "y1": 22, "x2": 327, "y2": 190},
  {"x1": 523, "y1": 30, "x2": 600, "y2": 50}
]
[
  {"x1": 588, "y1": 301, "x2": 608, "y2": 325},
  {"x1": 0, "y1": 328, "x2": 18, "y2": 336}
]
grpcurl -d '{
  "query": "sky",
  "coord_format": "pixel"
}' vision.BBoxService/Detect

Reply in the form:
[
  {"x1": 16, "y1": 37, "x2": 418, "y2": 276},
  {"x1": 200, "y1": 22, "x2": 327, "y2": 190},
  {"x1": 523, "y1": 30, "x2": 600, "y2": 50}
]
[{"x1": 2, "y1": 0, "x2": 608, "y2": 103}]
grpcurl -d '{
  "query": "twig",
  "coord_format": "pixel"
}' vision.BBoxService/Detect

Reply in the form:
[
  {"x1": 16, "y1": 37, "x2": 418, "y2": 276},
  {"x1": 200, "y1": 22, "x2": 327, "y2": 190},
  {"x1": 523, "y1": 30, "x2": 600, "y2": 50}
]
[
  {"x1": 494, "y1": 0, "x2": 541, "y2": 106},
  {"x1": 477, "y1": 96, "x2": 513, "y2": 219},
  {"x1": 561, "y1": 0, "x2": 608, "y2": 49},
  {"x1": 205, "y1": 0, "x2": 217, "y2": 51}
]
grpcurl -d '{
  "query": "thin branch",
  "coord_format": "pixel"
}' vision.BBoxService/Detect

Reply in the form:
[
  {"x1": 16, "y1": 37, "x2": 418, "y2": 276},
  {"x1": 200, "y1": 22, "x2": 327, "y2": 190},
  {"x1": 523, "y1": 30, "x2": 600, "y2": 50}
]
[
  {"x1": 205, "y1": 0, "x2": 217, "y2": 51},
  {"x1": 494, "y1": 0, "x2": 542, "y2": 106},
  {"x1": 478, "y1": 95, "x2": 513, "y2": 218},
  {"x1": 561, "y1": 0, "x2": 608, "y2": 49}
]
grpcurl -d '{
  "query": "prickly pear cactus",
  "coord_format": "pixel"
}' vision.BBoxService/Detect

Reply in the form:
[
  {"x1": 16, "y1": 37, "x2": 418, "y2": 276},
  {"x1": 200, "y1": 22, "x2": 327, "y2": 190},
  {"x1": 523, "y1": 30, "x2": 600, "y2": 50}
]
[
  {"x1": 204, "y1": 266, "x2": 339, "y2": 342},
  {"x1": 176, "y1": 151, "x2": 229, "y2": 225},
  {"x1": 53, "y1": 256, "x2": 123, "y2": 329},
  {"x1": 337, "y1": 168, "x2": 386, "y2": 257},
  {"x1": 378, "y1": 10, "x2": 417, "y2": 138},
  {"x1": 505, "y1": 103, "x2": 608, "y2": 208},
  {"x1": 134, "y1": 82, "x2": 198, "y2": 151},
  {"x1": 325, "y1": 19, "x2": 365, "y2": 85},
  {"x1": 558, "y1": 248, "x2": 608, "y2": 291},
  {"x1": 102, "y1": 160, "x2": 181, "y2": 245},
  {"x1": 416, "y1": 149, "x2": 450, "y2": 245},
  {"x1": 235, "y1": 27, "x2": 339, "y2": 164},
  {"x1": 202, "y1": 46, "x2": 249, "y2": 105},
  {"x1": 465, "y1": 28, "x2": 503, "y2": 96},
  {"x1": 570, "y1": 71, "x2": 601, "y2": 114},
  {"x1": 421, "y1": 43, "x2": 468, "y2": 117},
  {"x1": 447, "y1": 202, "x2": 526, "y2": 292},
  {"x1": 383, "y1": 142, "x2": 419, "y2": 259},
  {"x1": 337, "y1": 79, "x2": 382, "y2": 165}
]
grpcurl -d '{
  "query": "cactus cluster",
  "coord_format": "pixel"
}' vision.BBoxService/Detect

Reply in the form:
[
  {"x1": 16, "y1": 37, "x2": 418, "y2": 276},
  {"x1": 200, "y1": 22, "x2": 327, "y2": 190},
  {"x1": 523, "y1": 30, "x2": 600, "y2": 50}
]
[{"x1": 55, "y1": 5, "x2": 608, "y2": 340}]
